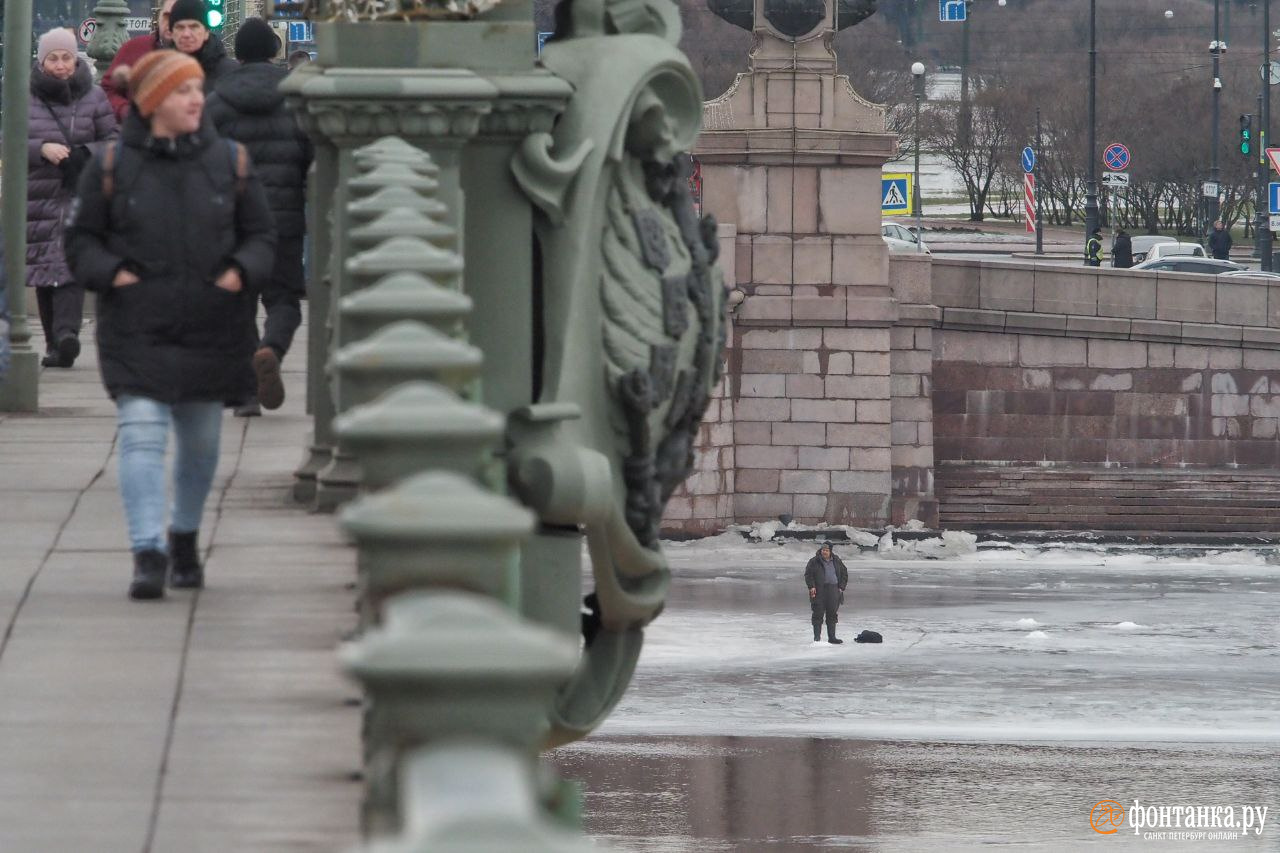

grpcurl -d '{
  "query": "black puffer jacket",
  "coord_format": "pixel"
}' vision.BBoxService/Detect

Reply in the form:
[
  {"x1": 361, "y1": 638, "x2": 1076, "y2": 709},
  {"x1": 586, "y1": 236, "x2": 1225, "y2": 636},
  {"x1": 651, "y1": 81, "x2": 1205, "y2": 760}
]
[
  {"x1": 64, "y1": 111, "x2": 276, "y2": 405},
  {"x1": 194, "y1": 36, "x2": 239, "y2": 90},
  {"x1": 206, "y1": 61, "x2": 311, "y2": 237}
]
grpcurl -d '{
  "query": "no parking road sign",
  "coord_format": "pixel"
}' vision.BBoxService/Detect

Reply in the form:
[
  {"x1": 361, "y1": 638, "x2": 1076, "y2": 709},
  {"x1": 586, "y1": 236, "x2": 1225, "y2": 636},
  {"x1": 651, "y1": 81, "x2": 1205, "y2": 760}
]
[{"x1": 1103, "y1": 142, "x2": 1131, "y2": 172}]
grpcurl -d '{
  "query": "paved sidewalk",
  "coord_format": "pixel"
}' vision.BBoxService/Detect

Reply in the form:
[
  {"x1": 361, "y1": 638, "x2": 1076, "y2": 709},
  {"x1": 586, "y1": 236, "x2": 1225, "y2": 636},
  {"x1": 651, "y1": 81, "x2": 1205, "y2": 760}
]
[{"x1": 0, "y1": 318, "x2": 360, "y2": 852}]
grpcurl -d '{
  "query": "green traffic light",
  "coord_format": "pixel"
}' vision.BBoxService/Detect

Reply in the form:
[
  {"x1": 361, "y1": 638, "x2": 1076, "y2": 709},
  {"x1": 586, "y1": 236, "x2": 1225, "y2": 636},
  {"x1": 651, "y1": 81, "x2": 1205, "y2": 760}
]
[{"x1": 206, "y1": 8, "x2": 223, "y2": 26}]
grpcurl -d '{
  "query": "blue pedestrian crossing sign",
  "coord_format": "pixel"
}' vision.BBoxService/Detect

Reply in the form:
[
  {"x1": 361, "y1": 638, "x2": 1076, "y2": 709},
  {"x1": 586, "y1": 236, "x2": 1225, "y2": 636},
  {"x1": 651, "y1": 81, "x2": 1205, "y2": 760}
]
[
  {"x1": 882, "y1": 174, "x2": 913, "y2": 216},
  {"x1": 1269, "y1": 182, "x2": 1280, "y2": 215},
  {"x1": 940, "y1": 0, "x2": 966, "y2": 22}
]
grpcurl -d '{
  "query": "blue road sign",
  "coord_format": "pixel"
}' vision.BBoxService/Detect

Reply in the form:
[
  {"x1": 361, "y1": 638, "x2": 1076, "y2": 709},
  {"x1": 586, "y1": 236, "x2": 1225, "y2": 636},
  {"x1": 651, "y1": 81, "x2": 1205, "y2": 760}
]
[
  {"x1": 1270, "y1": 182, "x2": 1280, "y2": 215},
  {"x1": 287, "y1": 21, "x2": 313, "y2": 42},
  {"x1": 881, "y1": 175, "x2": 912, "y2": 215},
  {"x1": 1103, "y1": 142, "x2": 1131, "y2": 171},
  {"x1": 1021, "y1": 146, "x2": 1036, "y2": 174},
  {"x1": 940, "y1": 0, "x2": 966, "y2": 22}
]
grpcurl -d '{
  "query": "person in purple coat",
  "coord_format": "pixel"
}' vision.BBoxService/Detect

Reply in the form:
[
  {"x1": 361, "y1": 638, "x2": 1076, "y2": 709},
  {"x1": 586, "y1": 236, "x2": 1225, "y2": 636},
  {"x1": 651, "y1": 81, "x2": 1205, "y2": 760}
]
[{"x1": 27, "y1": 28, "x2": 118, "y2": 367}]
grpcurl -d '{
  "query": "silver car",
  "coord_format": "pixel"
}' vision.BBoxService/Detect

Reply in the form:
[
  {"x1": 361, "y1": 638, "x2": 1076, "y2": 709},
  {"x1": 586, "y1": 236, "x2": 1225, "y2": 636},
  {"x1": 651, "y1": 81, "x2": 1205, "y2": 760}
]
[{"x1": 881, "y1": 221, "x2": 930, "y2": 254}]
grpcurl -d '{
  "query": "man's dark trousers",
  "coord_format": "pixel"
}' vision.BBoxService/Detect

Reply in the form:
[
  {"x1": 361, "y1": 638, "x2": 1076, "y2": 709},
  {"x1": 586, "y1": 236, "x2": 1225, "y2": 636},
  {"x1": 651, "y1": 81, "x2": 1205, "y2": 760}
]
[
  {"x1": 260, "y1": 235, "x2": 305, "y2": 359},
  {"x1": 811, "y1": 583, "x2": 840, "y2": 640}
]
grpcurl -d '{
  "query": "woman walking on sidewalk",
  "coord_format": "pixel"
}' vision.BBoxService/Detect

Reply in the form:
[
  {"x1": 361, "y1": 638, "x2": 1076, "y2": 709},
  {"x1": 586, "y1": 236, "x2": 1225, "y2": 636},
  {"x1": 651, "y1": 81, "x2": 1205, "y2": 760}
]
[
  {"x1": 27, "y1": 28, "x2": 117, "y2": 368},
  {"x1": 65, "y1": 50, "x2": 275, "y2": 600}
]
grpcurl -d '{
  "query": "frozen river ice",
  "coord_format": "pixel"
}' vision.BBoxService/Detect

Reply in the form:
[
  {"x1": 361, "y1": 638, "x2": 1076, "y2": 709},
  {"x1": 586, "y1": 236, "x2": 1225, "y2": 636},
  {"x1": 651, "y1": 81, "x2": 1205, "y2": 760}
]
[{"x1": 553, "y1": 534, "x2": 1280, "y2": 850}]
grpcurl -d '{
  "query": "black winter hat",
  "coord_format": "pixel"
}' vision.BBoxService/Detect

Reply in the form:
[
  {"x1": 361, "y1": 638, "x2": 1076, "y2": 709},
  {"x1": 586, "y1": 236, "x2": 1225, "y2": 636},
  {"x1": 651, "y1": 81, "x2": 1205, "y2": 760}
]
[
  {"x1": 169, "y1": 0, "x2": 209, "y2": 27},
  {"x1": 234, "y1": 17, "x2": 280, "y2": 63}
]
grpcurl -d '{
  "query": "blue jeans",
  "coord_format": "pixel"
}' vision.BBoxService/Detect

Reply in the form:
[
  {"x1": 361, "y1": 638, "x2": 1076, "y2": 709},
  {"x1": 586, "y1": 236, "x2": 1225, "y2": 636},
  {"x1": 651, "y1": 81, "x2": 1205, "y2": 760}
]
[{"x1": 116, "y1": 396, "x2": 223, "y2": 553}]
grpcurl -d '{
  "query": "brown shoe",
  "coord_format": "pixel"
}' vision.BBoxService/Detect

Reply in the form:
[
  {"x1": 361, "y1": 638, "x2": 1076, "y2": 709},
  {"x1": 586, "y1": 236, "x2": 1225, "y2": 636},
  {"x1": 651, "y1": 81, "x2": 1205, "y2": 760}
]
[{"x1": 252, "y1": 347, "x2": 285, "y2": 410}]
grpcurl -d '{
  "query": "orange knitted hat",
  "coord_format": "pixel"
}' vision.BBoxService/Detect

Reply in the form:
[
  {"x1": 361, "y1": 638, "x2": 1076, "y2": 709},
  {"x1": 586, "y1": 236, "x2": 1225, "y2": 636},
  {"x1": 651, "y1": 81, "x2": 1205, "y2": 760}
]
[{"x1": 128, "y1": 50, "x2": 204, "y2": 118}]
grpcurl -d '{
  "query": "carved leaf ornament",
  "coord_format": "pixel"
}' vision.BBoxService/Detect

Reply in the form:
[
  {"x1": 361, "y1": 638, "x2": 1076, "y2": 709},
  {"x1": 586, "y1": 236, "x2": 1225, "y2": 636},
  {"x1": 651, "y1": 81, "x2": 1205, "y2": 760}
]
[{"x1": 511, "y1": 0, "x2": 727, "y2": 745}]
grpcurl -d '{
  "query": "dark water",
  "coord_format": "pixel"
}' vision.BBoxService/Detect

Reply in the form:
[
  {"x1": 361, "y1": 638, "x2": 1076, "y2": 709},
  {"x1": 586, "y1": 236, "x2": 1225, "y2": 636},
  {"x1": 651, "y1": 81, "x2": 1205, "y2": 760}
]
[{"x1": 553, "y1": 736, "x2": 1280, "y2": 851}]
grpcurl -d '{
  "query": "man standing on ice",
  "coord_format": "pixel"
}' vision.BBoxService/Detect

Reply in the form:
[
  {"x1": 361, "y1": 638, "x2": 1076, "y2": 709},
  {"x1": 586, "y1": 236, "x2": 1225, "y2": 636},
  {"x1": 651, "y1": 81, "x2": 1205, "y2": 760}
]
[{"x1": 804, "y1": 541, "x2": 848, "y2": 644}]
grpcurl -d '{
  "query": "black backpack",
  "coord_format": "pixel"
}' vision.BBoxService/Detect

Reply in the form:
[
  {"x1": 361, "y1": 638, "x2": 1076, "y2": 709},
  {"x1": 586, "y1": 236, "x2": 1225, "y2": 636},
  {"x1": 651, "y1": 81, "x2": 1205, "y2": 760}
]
[{"x1": 854, "y1": 630, "x2": 882, "y2": 644}]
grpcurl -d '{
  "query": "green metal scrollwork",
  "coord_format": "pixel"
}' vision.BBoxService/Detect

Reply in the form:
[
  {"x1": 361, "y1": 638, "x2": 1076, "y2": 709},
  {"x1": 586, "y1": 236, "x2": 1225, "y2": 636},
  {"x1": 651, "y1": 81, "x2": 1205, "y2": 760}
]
[{"x1": 511, "y1": 0, "x2": 727, "y2": 746}]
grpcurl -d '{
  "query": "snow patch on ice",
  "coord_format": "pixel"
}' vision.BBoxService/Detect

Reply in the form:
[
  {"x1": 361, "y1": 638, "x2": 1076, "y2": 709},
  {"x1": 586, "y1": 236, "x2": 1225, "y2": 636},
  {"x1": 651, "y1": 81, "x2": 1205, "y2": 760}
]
[
  {"x1": 1111, "y1": 621, "x2": 1146, "y2": 630},
  {"x1": 1025, "y1": 631, "x2": 1050, "y2": 640},
  {"x1": 1015, "y1": 618, "x2": 1041, "y2": 628}
]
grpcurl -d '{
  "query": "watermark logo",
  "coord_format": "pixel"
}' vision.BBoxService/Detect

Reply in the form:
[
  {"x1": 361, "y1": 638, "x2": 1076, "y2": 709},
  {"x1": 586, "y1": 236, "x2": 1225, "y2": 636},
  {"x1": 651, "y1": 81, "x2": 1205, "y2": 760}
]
[
  {"x1": 1091, "y1": 798, "x2": 1271, "y2": 842},
  {"x1": 1091, "y1": 800, "x2": 1126, "y2": 835}
]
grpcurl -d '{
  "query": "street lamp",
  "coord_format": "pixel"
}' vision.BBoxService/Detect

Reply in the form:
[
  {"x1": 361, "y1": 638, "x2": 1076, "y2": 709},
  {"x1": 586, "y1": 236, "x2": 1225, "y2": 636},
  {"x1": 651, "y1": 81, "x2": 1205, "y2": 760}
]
[
  {"x1": 1208, "y1": 0, "x2": 1223, "y2": 234},
  {"x1": 912, "y1": 61, "x2": 925, "y2": 252},
  {"x1": 1084, "y1": 0, "x2": 1099, "y2": 256}
]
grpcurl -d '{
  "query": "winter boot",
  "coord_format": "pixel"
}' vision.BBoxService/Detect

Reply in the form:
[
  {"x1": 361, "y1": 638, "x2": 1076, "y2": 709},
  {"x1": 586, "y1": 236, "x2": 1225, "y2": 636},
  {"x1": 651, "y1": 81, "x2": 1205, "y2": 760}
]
[
  {"x1": 253, "y1": 347, "x2": 285, "y2": 410},
  {"x1": 813, "y1": 624, "x2": 821, "y2": 642},
  {"x1": 129, "y1": 549, "x2": 169, "y2": 600},
  {"x1": 56, "y1": 334, "x2": 80, "y2": 368},
  {"x1": 827, "y1": 626, "x2": 843, "y2": 645},
  {"x1": 168, "y1": 530, "x2": 204, "y2": 589}
]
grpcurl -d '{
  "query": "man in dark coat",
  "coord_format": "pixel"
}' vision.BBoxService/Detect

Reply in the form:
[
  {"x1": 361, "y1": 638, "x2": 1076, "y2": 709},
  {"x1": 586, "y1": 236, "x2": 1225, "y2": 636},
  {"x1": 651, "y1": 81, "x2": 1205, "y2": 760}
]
[
  {"x1": 1111, "y1": 228, "x2": 1133, "y2": 269},
  {"x1": 206, "y1": 17, "x2": 312, "y2": 412},
  {"x1": 804, "y1": 542, "x2": 849, "y2": 644},
  {"x1": 167, "y1": 0, "x2": 239, "y2": 90},
  {"x1": 1208, "y1": 220, "x2": 1233, "y2": 260}
]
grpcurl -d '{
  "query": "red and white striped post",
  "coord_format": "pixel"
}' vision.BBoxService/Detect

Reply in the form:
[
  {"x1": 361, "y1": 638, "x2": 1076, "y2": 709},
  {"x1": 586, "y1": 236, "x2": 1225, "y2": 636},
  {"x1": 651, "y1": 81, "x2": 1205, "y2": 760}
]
[{"x1": 1024, "y1": 172, "x2": 1036, "y2": 234}]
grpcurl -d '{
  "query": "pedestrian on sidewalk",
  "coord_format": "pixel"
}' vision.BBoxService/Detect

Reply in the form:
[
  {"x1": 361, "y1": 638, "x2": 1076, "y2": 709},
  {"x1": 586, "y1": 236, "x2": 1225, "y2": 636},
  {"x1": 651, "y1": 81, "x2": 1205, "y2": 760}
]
[
  {"x1": 804, "y1": 541, "x2": 848, "y2": 644},
  {"x1": 1208, "y1": 220, "x2": 1233, "y2": 260},
  {"x1": 207, "y1": 17, "x2": 313, "y2": 415},
  {"x1": 101, "y1": 0, "x2": 177, "y2": 122},
  {"x1": 65, "y1": 50, "x2": 276, "y2": 600},
  {"x1": 1084, "y1": 228, "x2": 1103, "y2": 267},
  {"x1": 1111, "y1": 228, "x2": 1133, "y2": 269},
  {"x1": 27, "y1": 28, "x2": 118, "y2": 369}
]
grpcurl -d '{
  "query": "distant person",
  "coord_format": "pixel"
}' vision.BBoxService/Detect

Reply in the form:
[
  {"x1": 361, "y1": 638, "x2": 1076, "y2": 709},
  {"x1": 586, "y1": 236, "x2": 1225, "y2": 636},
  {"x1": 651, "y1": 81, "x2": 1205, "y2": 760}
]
[
  {"x1": 66, "y1": 50, "x2": 276, "y2": 600},
  {"x1": 1208, "y1": 220, "x2": 1232, "y2": 260},
  {"x1": 804, "y1": 541, "x2": 848, "y2": 644},
  {"x1": 288, "y1": 50, "x2": 311, "y2": 70},
  {"x1": 27, "y1": 28, "x2": 117, "y2": 368},
  {"x1": 102, "y1": 0, "x2": 177, "y2": 121},
  {"x1": 1085, "y1": 228, "x2": 1103, "y2": 267},
  {"x1": 207, "y1": 17, "x2": 313, "y2": 414},
  {"x1": 1111, "y1": 228, "x2": 1133, "y2": 269},
  {"x1": 145, "y1": 0, "x2": 238, "y2": 91}
]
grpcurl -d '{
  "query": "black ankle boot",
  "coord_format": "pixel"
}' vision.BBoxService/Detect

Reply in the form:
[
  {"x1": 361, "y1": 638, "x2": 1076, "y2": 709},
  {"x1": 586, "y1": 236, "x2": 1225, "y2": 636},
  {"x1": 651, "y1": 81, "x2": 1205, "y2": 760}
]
[
  {"x1": 828, "y1": 628, "x2": 843, "y2": 645},
  {"x1": 169, "y1": 530, "x2": 204, "y2": 589},
  {"x1": 813, "y1": 626, "x2": 821, "y2": 642},
  {"x1": 129, "y1": 549, "x2": 168, "y2": 600}
]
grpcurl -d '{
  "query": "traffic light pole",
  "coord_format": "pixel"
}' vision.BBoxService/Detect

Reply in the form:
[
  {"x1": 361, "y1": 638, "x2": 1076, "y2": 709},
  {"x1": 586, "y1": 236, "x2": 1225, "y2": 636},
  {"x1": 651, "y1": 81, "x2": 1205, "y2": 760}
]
[
  {"x1": 1258, "y1": 2, "x2": 1273, "y2": 271},
  {"x1": 1083, "y1": 0, "x2": 1099, "y2": 258}
]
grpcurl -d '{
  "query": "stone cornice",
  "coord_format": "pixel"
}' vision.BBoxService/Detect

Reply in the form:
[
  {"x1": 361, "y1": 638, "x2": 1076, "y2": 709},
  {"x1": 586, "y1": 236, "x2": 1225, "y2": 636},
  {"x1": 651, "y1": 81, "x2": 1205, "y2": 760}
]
[{"x1": 940, "y1": 306, "x2": 1280, "y2": 349}]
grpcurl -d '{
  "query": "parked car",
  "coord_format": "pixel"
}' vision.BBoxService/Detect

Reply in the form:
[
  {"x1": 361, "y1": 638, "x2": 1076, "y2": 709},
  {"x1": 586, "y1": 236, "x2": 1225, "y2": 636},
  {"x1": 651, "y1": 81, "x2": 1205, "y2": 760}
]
[
  {"x1": 1219, "y1": 269, "x2": 1280, "y2": 281},
  {"x1": 1129, "y1": 235, "x2": 1178, "y2": 264},
  {"x1": 881, "y1": 221, "x2": 930, "y2": 254},
  {"x1": 1144, "y1": 242, "x2": 1208, "y2": 261},
  {"x1": 1130, "y1": 257, "x2": 1244, "y2": 274}
]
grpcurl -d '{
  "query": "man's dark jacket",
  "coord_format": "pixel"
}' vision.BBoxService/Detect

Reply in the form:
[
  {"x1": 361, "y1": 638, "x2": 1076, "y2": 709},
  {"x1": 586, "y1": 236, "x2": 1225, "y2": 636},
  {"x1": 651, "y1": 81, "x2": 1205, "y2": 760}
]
[
  {"x1": 1208, "y1": 228, "x2": 1233, "y2": 260},
  {"x1": 804, "y1": 548, "x2": 849, "y2": 591},
  {"x1": 193, "y1": 36, "x2": 239, "y2": 91},
  {"x1": 1112, "y1": 232, "x2": 1133, "y2": 268},
  {"x1": 64, "y1": 111, "x2": 276, "y2": 405},
  {"x1": 206, "y1": 61, "x2": 312, "y2": 239}
]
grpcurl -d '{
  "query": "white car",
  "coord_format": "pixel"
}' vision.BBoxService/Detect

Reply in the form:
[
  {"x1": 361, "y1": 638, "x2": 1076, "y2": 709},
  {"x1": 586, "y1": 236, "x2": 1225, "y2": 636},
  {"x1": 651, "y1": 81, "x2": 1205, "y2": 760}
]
[
  {"x1": 1144, "y1": 241, "x2": 1207, "y2": 261},
  {"x1": 882, "y1": 222, "x2": 930, "y2": 254},
  {"x1": 1129, "y1": 235, "x2": 1178, "y2": 264}
]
